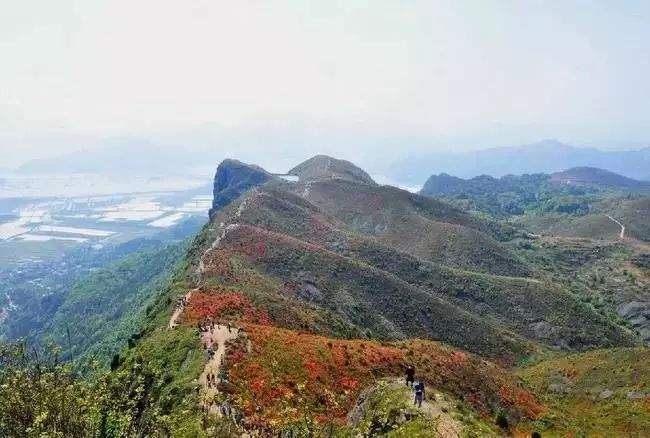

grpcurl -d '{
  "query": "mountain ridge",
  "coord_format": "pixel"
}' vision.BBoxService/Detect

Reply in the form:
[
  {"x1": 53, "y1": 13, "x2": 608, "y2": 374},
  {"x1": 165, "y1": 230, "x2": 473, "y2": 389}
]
[
  {"x1": 421, "y1": 166, "x2": 650, "y2": 196},
  {"x1": 550, "y1": 166, "x2": 650, "y2": 189},
  {"x1": 390, "y1": 140, "x2": 650, "y2": 185},
  {"x1": 3, "y1": 154, "x2": 647, "y2": 437}
]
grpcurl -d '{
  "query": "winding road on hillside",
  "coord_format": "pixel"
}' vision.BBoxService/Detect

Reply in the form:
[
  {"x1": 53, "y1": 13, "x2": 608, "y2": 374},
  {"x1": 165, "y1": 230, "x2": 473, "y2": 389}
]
[{"x1": 605, "y1": 214, "x2": 625, "y2": 239}]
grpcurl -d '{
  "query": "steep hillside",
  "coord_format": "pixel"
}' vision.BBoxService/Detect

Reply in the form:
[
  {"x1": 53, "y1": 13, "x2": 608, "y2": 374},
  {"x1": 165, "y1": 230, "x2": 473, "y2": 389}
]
[
  {"x1": 515, "y1": 236, "x2": 650, "y2": 344},
  {"x1": 203, "y1": 222, "x2": 534, "y2": 359},
  {"x1": 0, "y1": 236, "x2": 196, "y2": 355},
  {"x1": 52, "y1": 220, "x2": 543, "y2": 435},
  {"x1": 287, "y1": 178, "x2": 529, "y2": 276},
  {"x1": 102, "y1": 156, "x2": 553, "y2": 434},
  {"x1": 5, "y1": 155, "x2": 646, "y2": 436},
  {"x1": 517, "y1": 348, "x2": 650, "y2": 436},
  {"x1": 42, "y1": 241, "x2": 188, "y2": 363},
  {"x1": 222, "y1": 186, "x2": 636, "y2": 355},
  {"x1": 218, "y1": 323, "x2": 543, "y2": 434}
]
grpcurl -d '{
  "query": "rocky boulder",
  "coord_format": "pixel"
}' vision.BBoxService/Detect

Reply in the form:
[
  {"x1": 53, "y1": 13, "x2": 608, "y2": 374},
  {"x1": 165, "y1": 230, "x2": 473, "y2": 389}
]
[{"x1": 617, "y1": 301, "x2": 650, "y2": 344}]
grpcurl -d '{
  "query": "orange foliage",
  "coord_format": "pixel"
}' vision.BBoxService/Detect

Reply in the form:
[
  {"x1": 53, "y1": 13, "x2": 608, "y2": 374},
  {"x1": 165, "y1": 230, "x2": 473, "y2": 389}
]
[
  {"x1": 226, "y1": 325, "x2": 404, "y2": 429},
  {"x1": 201, "y1": 248, "x2": 234, "y2": 278},
  {"x1": 224, "y1": 324, "x2": 543, "y2": 432},
  {"x1": 192, "y1": 235, "x2": 545, "y2": 431},
  {"x1": 182, "y1": 290, "x2": 271, "y2": 326}
]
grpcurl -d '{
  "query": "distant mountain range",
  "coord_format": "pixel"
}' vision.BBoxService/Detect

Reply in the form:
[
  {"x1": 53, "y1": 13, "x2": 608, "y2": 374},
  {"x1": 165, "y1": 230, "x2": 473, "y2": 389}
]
[
  {"x1": 422, "y1": 166, "x2": 650, "y2": 198},
  {"x1": 389, "y1": 139, "x2": 650, "y2": 186},
  {"x1": 420, "y1": 166, "x2": 650, "y2": 241},
  {"x1": 549, "y1": 167, "x2": 650, "y2": 189},
  {"x1": 15, "y1": 138, "x2": 650, "y2": 190},
  {"x1": 15, "y1": 138, "x2": 216, "y2": 176}
]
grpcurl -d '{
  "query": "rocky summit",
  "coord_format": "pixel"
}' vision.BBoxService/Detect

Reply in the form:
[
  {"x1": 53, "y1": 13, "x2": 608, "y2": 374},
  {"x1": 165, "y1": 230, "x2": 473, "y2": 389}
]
[{"x1": 209, "y1": 159, "x2": 272, "y2": 218}]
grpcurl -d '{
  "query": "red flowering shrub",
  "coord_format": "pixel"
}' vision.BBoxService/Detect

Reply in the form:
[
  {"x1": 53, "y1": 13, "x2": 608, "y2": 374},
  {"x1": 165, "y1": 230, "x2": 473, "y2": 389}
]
[
  {"x1": 181, "y1": 290, "x2": 271, "y2": 326},
  {"x1": 226, "y1": 325, "x2": 404, "y2": 429},
  {"x1": 194, "y1": 224, "x2": 545, "y2": 432},
  {"x1": 201, "y1": 248, "x2": 235, "y2": 279},
  {"x1": 224, "y1": 325, "x2": 543, "y2": 432}
]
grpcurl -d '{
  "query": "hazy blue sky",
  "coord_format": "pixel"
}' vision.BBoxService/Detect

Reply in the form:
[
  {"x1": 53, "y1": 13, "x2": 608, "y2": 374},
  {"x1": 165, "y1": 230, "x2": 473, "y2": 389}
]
[{"x1": 1, "y1": 0, "x2": 649, "y2": 167}]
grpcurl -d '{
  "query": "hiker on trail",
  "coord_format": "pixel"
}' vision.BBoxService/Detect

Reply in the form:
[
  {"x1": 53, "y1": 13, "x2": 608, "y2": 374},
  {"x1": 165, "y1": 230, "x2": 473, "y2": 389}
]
[
  {"x1": 220, "y1": 402, "x2": 232, "y2": 418},
  {"x1": 414, "y1": 380, "x2": 425, "y2": 408},
  {"x1": 405, "y1": 365, "x2": 415, "y2": 387}
]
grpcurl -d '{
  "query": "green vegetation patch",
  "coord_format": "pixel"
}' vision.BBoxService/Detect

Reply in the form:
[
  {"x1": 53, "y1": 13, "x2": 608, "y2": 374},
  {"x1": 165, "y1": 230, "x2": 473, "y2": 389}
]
[{"x1": 517, "y1": 348, "x2": 650, "y2": 436}]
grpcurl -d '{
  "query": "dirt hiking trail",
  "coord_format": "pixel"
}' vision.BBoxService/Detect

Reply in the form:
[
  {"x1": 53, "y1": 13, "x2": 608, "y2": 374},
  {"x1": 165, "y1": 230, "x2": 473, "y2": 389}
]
[
  {"x1": 349, "y1": 378, "x2": 463, "y2": 437},
  {"x1": 605, "y1": 214, "x2": 625, "y2": 239},
  {"x1": 168, "y1": 289, "x2": 195, "y2": 328},
  {"x1": 199, "y1": 324, "x2": 240, "y2": 414}
]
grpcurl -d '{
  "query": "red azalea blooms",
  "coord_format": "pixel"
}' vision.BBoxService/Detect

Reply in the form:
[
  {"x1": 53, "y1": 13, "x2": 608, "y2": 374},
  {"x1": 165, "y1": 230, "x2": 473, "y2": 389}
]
[{"x1": 182, "y1": 290, "x2": 271, "y2": 325}]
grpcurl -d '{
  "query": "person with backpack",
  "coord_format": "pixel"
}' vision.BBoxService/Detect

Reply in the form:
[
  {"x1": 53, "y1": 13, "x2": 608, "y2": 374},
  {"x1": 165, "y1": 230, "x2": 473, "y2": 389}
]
[
  {"x1": 414, "y1": 380, "x2": 425, "y2": 407},
  {"x1": 405, "y1": 365, "x2": 415, "y2": 387}
]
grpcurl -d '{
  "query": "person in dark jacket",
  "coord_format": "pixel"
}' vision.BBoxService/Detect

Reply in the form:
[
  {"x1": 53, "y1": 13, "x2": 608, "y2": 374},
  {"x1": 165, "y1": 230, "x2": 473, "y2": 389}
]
[
  {"x1": 405, "y1": 365, "x2": 415, "y2": 387},
  {"x1": 414, "y1": 380, "x2": 425, "y2": 407}
]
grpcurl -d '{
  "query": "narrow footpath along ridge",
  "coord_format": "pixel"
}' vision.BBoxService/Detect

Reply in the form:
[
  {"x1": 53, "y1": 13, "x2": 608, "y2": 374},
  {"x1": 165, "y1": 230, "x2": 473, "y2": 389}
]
[
  {"x1": 168, "y1": 289, "x2": 195, "y2": 328},
  {"x1": 196, "y1": 223, "x2": 244, "y2": 278},
  {"x1": 348, "y1": 378, "x2": 463, "y2": 437},
  {"x1": 168, "y1": 289, "x2": 242, "y2": 417},
  {"x1": 387, "y1": 378, "x2": 462, "y2": 438},
  {"x1": 199, "y1": 324, "x2": 240, "y2": 415}
]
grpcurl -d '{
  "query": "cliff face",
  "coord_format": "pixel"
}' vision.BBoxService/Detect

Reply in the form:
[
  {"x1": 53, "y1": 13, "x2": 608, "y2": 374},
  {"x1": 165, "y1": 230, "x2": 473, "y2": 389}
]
[
  {"x1": 208, "y1": 159, "x2": 272, "y2": 218},
  {"x1": 209, "y1": 155, "x2": 375, "y2": 218}
]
